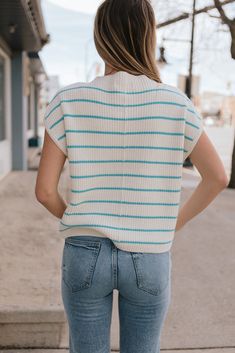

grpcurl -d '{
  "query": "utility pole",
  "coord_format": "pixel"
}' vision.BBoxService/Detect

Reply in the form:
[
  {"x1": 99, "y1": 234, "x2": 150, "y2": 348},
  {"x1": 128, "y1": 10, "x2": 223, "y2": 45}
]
[
  {"x1": 184, "y1": 0, "x2": 197, "y2": 167},
  {"x1": 158, "y1": 0, "x2": 198, "y2": 166},
  {"x1": 186, "y1": 0, "x2": 196, "y2": 99}
]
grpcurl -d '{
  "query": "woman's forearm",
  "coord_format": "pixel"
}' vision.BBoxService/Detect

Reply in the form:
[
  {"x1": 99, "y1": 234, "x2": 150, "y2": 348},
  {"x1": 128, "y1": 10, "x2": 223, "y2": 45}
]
[
  {"x1": 37, "y1": 191, "x2": 67, "y2": 219},
  {"x1": 176, "y1": 179, "x2": 226, "y2": 231}
]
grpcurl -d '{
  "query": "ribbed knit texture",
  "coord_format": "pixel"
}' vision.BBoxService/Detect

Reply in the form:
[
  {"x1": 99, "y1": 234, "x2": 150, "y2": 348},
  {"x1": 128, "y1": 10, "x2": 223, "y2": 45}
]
[{"x1": 44, "y1": 71, "x2": 204, "y2": 253}]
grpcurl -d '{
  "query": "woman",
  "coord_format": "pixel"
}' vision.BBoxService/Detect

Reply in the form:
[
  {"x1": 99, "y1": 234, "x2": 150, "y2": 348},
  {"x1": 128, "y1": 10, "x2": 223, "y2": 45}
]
[{"x1": 35, "y1": 0, "x2": 228, "y2": 352}]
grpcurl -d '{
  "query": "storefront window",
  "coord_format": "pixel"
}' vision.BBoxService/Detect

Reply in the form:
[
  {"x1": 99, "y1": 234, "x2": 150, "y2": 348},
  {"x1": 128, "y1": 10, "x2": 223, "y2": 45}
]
[{"x1": 0, "y1": 55, "x2": 5, "y2": 141}]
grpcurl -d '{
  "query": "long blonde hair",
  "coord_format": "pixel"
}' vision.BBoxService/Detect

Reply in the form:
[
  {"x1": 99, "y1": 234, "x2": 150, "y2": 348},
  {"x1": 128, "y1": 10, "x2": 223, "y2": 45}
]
[{"x1": 93, "y1": 0, "x2": 162, "y2": 83}]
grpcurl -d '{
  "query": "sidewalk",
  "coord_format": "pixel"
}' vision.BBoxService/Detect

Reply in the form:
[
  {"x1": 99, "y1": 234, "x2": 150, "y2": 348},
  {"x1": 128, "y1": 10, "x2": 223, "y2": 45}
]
[
  {"x1": 1, "y1": 349, "x2": 235, "y2": 353},
  {"x1": 0, "y1": 161, "x2": 234, "y2": 350}
]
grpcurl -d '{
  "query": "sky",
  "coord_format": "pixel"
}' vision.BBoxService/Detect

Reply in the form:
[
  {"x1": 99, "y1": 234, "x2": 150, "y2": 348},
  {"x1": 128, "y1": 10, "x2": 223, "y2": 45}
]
[
  {"x1": 40, "y1": 0, "x2": 235, "y2": 96},
  {"x1": 46, "y1": 0, "x2": 103, "y2": 14}
]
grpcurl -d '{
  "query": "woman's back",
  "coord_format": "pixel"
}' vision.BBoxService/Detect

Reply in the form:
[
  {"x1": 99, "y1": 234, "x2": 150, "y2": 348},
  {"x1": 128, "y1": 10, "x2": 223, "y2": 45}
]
[{"x1": 44, "y1": 70, "x2": 203, "y2": 253}]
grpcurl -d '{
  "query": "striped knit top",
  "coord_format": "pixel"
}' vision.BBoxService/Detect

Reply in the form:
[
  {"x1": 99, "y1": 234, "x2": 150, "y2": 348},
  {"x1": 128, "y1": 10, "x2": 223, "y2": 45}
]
[{"x1": 43, "y1": 70, "x2": 204, "y2": 253}]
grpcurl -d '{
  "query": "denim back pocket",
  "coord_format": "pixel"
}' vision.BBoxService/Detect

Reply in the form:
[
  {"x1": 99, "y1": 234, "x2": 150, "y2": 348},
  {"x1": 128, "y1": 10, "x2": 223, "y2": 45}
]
[
  {"x1": 131, "y1": 250, "x2": 171, "y2": 296},
  {"x1": 62, "y1": 237, "x2": 101, "y2": 292}
]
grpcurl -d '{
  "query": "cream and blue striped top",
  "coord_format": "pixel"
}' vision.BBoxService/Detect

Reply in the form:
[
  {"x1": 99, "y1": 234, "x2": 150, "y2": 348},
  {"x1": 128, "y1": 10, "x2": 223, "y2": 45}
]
[{"x1": 43, "y1": 70, "x2": 204, "y2": 253}]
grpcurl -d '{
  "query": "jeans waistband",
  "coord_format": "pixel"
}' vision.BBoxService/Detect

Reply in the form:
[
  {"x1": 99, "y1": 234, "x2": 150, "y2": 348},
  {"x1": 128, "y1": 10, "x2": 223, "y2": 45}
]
[{"x1": 65, "y1": 235, "x2": 112, "y2": 243}]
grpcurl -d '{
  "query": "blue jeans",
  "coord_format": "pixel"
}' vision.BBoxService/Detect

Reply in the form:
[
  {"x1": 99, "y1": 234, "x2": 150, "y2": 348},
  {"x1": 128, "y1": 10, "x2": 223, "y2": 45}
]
[{"x1": 61, "y1": 235, "x2": 172, "y2": 353}]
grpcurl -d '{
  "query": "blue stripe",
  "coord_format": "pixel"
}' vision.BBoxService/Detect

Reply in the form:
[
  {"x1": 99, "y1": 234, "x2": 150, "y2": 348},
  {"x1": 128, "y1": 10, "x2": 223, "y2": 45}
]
[
  {"x1": 51, "y1": 85, "x2": 187, "y2": 101},
  {"x1": 48, "y1": 115, "x2": 186, "y2": 131},
  {"x1": 48, "y1": 114, "x2": 199, "y2": 132},
  {"x1": 187, "y1": 108, "x2": 202, "y2": 121},
  {"x1": 59, "y1": 221, "x2": 175, "y2": 233},
  {"x1": 70, "y1": 187, "x2": 181, "y2": 193},
  {"x1": 56, "y1": 132, "x2": 191, "y2": 143},
  {"x1": 61, "y1": 98, "x2": 187, "y2": 109},
  {"x1": 113, "y1": 239, "x2": 173, "y2": 245},
  {"x1": 187, "y1": 108, "x2": 198, "y2": 116},
  {"x1": 45, "y1": 99, "x2": 200, "y2": 122},
  {"x1": 70, "y1": 173, "x2": 182, "y2": 179},
  {"x1": 65, "y1": 129, "x2": 184, "y2": 136},
  {"x1": 58, "y1": 133, "x2": 66, "y2": 140},
  {"x1": 69, "y1": 200, "x2": 179, "y2": 206},
  {"x1": 66, "y1": 145, "x2": 188, "y2": 153},
  {"x1": 45, "y1": 103, "x2": 60, "y2": 120},
  {"x1": 185, "y1": 135, "x2": 193, "y2": 141},
  {"x1": 63, "y1": 114, "x2": 185, "y2": 122},
  {"x1": 48, "y1": 114, "x2": 199, "y2": 131},
  {"x1": 45, "y1": 101, "x2": 199, "y2": 121},
  {"x1": 69, "y1": 159, "x2": 183, "y2": 165},
  {"x1": 64, "y1": 211, "x2": 177, "y2": 219},
  {"x1": 186, "y1": 121, "x2": 200, "y2": 129},
  {"x1": 49, "y1": 117, "x2": 64, "y2": 129}
]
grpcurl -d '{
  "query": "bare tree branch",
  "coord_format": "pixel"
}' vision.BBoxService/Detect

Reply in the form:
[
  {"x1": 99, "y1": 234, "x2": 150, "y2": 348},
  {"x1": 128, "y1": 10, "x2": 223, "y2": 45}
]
[
  {"x1": 207, "y1": 14, "x2": 221, "y2": 19},
  {"x1": 213, "y1": 0, "x2": 235, "y2": 58},
  {"x1": 157, "y1": 0, "x2": 235, "y2": 28},
  {"x1": 213, "y1": 0, "x2": 233, "y2": 25},
  {"x1": 157, "y1": 0, "x2": 235, "y2": 59},
  {"x1": 212, "y1": 2, "x2": 235, "y2": 187}
]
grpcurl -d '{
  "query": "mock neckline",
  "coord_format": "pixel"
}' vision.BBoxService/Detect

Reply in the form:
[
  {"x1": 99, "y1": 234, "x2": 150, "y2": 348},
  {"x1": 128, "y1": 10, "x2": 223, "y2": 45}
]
[{"x1": 91, "y1": 70, "x2": 146, "y2": 82}]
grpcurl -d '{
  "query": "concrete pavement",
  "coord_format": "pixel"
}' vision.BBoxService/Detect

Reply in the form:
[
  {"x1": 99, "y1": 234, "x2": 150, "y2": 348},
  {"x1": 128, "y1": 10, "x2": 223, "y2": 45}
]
[{"x1": 1, "y1": 349, "x2": 235, "y2": 353}]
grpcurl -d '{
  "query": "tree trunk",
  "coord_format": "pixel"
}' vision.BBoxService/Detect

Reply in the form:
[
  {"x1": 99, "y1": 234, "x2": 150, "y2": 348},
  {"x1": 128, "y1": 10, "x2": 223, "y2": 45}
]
[
  {"x1": 228, "y1": 26, "x2": 235, "y2": 186},
  {"x1": 230, "y1": 23, "x2": 235, "y2": 59},
  {"x1": 228, "y1": 130, "x2": 235, "y2": 188}
]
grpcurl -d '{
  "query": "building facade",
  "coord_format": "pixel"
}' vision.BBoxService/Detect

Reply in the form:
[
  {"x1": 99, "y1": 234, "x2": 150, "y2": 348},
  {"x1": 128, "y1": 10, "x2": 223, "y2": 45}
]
[{"x1": 0, "y1": 0, "x2": 49, "y2": 180}]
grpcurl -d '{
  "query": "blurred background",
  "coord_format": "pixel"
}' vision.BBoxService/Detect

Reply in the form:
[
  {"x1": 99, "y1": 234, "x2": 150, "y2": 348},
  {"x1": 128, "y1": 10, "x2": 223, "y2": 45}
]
[{"x1": 0, "y1": 1, "x2": 235, "y2": 352}]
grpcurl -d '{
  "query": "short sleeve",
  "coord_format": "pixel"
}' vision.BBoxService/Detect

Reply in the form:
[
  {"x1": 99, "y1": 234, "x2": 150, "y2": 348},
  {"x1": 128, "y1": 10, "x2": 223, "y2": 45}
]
[
  {"x1": 43, "y1": 93, "x2": 67, "y2": 157},
  {"x1": 183, "y1": 98, "x2": 204, "y2": 160}
]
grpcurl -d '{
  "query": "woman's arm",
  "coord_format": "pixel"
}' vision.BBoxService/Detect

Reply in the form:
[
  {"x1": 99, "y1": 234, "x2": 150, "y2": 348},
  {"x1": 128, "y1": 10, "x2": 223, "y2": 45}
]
[
  {"x1": 35, "y1": 130, "x2": 68, "y2": 219},
  {"x1": 176, "y1": 130, "x2": 229, "y2": 231}
]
